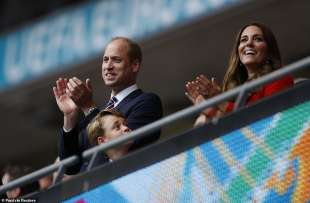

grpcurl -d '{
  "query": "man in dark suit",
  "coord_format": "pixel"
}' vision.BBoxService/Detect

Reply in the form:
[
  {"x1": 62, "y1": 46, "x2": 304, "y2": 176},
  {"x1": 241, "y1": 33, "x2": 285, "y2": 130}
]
[{"x1": 53, "y1": 37, "x2": 162, "y2": 174}]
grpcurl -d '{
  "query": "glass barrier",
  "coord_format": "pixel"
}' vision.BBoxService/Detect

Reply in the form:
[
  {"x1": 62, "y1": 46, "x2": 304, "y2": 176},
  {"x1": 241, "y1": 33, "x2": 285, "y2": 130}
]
[{"x1": 63, "y1": 100, "x2": 310, "y2": 203}]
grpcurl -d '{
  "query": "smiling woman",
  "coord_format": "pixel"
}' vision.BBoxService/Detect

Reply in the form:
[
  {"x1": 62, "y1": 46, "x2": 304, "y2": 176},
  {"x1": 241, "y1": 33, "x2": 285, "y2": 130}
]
[
  {"x1": 238, "y1": 26, "x2": 268, "y2": 80},
  {"x1": 223, "y1": 22, "x2": 284, "y2": 91},
  {"x1": 185, "y1": 22, "x2": 294, "y2": 126}
]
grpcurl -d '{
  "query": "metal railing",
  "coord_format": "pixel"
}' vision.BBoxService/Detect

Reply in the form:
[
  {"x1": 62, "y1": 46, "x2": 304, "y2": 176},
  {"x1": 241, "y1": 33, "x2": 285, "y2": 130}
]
[{"x1": 1, "y1": 56, "x2": 310, "y2": 195}]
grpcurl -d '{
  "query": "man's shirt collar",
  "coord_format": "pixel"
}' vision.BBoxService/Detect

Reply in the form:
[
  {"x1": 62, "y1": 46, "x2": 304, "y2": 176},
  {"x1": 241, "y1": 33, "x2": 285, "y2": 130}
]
[{"x1": 112, "y1": 84, "x2": 138, "y2": 107}]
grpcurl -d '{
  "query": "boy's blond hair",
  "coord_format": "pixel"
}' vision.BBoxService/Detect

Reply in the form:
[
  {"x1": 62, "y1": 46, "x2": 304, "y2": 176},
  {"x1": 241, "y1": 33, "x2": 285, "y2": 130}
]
[{"x1": 87, "y1": 109, "x2": 125, "y2": 146}]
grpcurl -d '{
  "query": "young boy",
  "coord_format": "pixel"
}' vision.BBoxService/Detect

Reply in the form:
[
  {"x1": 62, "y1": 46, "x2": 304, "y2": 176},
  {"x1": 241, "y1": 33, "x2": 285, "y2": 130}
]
[{"x1": 87, "y1": 110, "x2": 132, "y2": 162}]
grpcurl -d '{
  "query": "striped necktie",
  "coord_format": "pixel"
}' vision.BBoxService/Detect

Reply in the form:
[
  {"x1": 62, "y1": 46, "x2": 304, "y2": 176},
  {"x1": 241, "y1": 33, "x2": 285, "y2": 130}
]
[{"x1": 105, "y1": 96, "x2": 118, "y2": 109}]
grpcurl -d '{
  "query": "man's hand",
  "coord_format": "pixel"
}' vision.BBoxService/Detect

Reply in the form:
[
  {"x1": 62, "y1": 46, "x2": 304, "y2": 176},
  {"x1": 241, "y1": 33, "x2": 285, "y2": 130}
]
[
  {"x1": 66, "y1": 77, "x2": 96, "y2": 115},
  {"x1": 53, "y1": 78, "x2": 79, "y2": 130},
  {"x1": 53, "y1": 78, "x2": 79, "y2": 116}
]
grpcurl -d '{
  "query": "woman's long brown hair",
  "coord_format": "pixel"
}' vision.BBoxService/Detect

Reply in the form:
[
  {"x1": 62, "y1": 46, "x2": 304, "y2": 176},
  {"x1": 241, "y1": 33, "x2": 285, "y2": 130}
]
[{"x1": 222, "y1": 22, "x2": 282, "y2": 91}]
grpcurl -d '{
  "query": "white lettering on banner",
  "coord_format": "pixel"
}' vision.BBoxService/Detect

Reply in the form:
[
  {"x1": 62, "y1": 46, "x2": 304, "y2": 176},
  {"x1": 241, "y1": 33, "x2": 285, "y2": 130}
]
[
  {"x1": 4, "y1": 34, "x2": 25, "y2": 84},
  {"x1": 91, "y1": 1, "x2": 110, "y2": 52},
  {"x1": 57, "y1": 9, "x2": 88, "y2": 64},
  {"x1": 186, "y1": 0, "x2": 206, "y2": 16},
  {"x1": 209, "y1": 0, "x2": 225, "y2": 8},
  {"x1": 43, "y1": 13, "x2": 85, "y2": 70},
  {"x1": 45, "y1": 16, "x2": 68, "y2": 70},
  {"x1": 0, "y1": 0, "x2": 232, "y2": 88},
  {"x1": 158, "y1": 0, "x2": 177, "y2": 26},
  {"x1": 24, "y1": 23, "x2": 47, "y2": 75},
  {"x1": 70, "y1": 9, "x2": 88, "y2": 59},
  {"x1": 3, "y1": 9, "x2": 91, "y2": 84},
  {"x1": 126, "y1": 0, "x2": 140, "y2": 36}
]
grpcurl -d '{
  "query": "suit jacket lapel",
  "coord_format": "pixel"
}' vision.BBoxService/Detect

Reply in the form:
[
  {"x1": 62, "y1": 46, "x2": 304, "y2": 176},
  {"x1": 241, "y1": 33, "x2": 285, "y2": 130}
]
[{"x1": 116, "y1": 89, "x2": 143, "y2": 110}]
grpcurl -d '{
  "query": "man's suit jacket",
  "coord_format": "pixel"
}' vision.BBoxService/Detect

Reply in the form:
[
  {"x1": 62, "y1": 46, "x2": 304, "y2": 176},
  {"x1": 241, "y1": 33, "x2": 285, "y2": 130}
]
[{"x1": 59, "y1": 89, "x2": 163, "y2": 174}]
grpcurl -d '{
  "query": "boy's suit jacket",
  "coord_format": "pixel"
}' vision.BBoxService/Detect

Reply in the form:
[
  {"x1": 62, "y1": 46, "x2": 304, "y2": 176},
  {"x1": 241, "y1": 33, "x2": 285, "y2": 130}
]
[{"x1": 59, "y1": 89, "x2": 163, "y2": 174}]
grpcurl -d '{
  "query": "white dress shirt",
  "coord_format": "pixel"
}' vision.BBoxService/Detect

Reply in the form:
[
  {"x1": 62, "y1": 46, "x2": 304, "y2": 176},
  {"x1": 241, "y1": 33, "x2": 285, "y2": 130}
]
[{"x1": 111, "y1": 84, "x2": 138, "y2": 107}]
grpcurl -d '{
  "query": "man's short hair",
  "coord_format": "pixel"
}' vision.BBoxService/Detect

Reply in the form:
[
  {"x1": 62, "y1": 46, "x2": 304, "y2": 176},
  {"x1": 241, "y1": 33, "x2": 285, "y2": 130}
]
[
  {"x1": 110, "y1": 37, "x2": 142, "y2": 64},
  {"x1": 87, "y1": 109, "x2": 126, "y2": 146}
]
